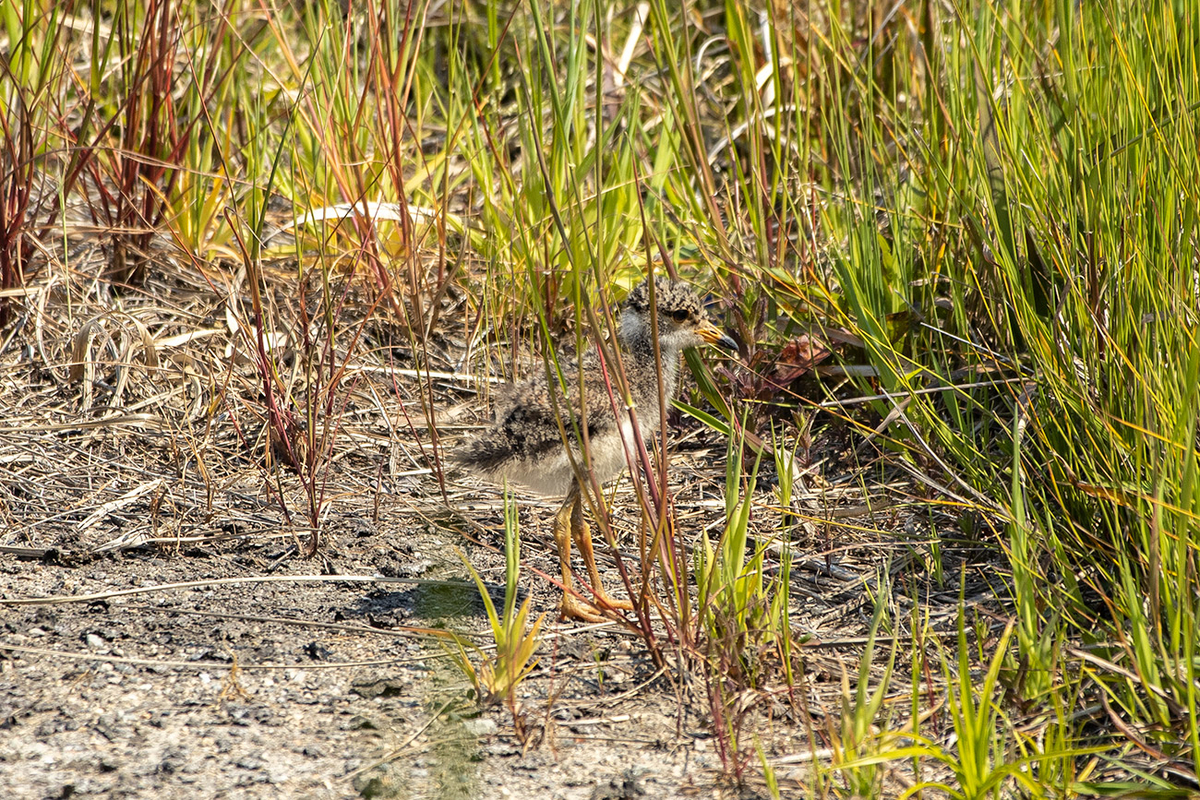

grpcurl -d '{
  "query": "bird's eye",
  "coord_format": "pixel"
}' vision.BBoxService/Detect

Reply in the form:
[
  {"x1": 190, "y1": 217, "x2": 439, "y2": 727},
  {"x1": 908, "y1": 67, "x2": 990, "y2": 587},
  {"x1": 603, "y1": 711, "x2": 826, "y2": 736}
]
[{"x1": 671, "y1": 309, "x2": 690, "y2": 322}]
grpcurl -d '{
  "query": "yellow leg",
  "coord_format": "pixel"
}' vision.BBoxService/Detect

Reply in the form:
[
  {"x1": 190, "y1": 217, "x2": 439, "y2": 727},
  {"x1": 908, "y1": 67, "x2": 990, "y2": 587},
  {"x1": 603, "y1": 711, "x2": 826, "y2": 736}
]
[
  {"x1": 571, "y1": 494, "x2": 633, "y2": 614},
  {"x1": 554, "y1": 485, "x2": 606, "y2": 623}
]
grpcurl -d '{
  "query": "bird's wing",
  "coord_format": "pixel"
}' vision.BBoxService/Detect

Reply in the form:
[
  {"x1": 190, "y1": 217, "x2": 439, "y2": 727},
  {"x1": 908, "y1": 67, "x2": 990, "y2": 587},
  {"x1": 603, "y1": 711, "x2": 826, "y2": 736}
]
[{"x1": 454, "y1": 352, "x2": 623, "y2": 473}]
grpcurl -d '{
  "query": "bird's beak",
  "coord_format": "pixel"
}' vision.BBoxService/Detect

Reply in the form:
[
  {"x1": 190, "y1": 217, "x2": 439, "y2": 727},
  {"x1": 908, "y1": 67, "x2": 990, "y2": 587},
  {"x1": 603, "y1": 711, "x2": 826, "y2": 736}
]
[{"x1": 697, "y1": 321, "x2": 739, "y2": 352}]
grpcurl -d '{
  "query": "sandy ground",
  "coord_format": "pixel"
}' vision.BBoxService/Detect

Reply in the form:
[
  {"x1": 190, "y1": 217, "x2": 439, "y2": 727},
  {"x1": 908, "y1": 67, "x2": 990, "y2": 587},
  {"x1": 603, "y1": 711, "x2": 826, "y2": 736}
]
[{"x1": 2, "y1": 483, "x2": 871, "y2": 799}]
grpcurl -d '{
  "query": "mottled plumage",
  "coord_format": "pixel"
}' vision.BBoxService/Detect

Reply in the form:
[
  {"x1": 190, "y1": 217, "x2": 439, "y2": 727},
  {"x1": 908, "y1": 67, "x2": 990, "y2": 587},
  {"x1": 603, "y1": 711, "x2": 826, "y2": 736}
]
[{"x1": 455, "y1": 277, "x2": 736, "y2": 621}]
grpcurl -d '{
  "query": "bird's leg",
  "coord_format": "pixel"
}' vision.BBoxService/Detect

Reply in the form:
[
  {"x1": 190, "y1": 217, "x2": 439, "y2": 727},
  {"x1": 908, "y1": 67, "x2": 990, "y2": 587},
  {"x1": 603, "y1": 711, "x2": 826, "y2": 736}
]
[
  {"x1": 572, "y1": 488, "x2": 633, "y2": 614},
  {"x1": 555, "y1": 485, "x2": 606, "y2": 623}
]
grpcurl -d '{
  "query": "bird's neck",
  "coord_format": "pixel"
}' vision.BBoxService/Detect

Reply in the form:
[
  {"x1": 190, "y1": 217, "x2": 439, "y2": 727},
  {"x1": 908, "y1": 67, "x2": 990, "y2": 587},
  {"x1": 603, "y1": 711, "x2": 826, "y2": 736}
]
[
  {"x1": 617, "y1": 308, "x2": 678, "y2": 356},
  {"x1": 616, "y1": 308, "x2": 682, "y2": 407}
]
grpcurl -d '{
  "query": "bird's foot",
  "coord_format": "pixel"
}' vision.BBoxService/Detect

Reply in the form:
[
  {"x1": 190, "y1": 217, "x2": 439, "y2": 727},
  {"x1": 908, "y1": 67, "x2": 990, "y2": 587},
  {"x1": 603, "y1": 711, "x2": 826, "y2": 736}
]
[
  {"x1": 559, "y1": 594, "x2": 608, "y2": 623},
  {"x1": 558, "y1": 592, "x2": 632, "y2": 623},
  {"x1": 592, "y1": 591, "x2": 634, "y2": 613}
]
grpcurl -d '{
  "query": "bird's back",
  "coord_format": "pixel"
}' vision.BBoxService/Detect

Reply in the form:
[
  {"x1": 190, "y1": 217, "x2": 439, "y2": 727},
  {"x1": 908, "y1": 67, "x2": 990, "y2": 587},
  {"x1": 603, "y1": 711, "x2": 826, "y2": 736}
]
[{"x1": 453, "y1": 347, "x2": 669, "y2": 496}]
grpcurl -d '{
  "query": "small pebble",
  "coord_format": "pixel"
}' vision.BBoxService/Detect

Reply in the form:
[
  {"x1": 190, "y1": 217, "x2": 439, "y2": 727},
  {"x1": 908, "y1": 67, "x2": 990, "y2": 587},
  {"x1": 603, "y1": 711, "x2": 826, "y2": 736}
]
[{"x1": 463, "y1": 717, "x2": 497, "y2": 737}]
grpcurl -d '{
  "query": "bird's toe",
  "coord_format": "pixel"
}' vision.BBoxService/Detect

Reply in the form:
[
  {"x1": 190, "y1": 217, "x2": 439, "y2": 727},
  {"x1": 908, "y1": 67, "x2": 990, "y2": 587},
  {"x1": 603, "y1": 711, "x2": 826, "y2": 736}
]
[{"x1": 559, "y1": 595, "x2": 607, "y2": 623}]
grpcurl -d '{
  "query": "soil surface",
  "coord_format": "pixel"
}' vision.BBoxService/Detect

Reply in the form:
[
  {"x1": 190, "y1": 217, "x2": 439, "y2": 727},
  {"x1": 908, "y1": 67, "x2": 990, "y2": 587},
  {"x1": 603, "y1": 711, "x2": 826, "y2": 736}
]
[{"x1": 0, "y1": 264, "x2": 963, "y2": 799}]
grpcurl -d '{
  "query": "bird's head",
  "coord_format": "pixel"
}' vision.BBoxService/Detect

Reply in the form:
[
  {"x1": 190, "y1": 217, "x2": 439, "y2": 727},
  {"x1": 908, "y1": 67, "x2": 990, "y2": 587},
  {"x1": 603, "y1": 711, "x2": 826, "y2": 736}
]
[{"x1": 620, "y1": 277, "x2": 738, "y2": 355}]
